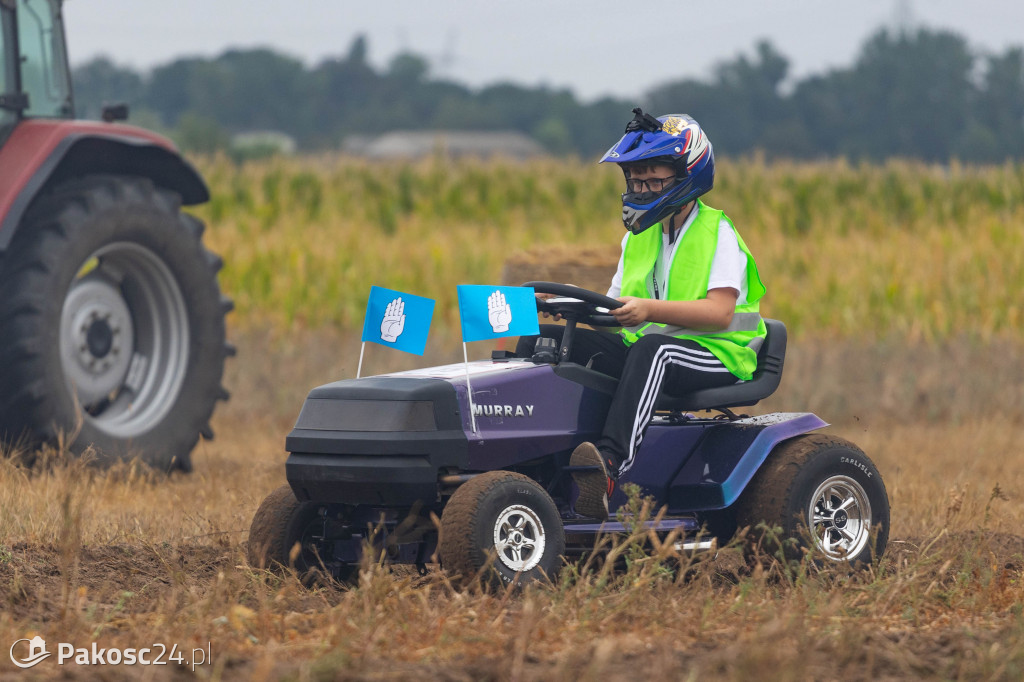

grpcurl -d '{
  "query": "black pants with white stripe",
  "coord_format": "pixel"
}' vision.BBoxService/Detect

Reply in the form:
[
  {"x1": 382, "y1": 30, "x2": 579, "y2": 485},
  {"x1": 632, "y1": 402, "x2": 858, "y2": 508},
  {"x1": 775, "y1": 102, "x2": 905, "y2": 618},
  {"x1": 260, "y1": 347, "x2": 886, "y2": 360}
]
[{"x1": 516, "y1": 325, "x2": 738, "y2": 476}]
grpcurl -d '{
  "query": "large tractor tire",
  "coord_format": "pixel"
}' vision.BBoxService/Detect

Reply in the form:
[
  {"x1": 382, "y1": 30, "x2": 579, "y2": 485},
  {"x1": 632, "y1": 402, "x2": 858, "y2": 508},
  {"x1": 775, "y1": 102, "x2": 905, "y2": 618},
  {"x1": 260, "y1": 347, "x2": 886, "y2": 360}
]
[
  {"x1": 439, "y1": 471, "x2": 565, "y2": 588},
  {"x1": 0, "y1": 175, "x2": 231, "y2": 471},
  {"x1": 737, "y1": 434, "x2": 890, "y2": 565}
]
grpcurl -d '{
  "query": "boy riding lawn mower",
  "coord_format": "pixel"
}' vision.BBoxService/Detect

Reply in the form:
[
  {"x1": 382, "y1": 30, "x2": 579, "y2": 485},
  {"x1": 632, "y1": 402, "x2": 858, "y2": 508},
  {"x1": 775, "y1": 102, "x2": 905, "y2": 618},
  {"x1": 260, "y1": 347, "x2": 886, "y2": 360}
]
[{"x1": 248, "y1": 283, "x2": 889, "y2": 585}]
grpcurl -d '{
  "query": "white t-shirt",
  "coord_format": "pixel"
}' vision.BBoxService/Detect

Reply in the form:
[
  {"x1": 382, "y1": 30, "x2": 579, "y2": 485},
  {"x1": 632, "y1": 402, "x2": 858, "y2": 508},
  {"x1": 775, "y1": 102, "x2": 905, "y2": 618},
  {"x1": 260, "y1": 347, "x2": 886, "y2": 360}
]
[{"x1": 606, "y1": 203, "x2": 748, "y2": 304}]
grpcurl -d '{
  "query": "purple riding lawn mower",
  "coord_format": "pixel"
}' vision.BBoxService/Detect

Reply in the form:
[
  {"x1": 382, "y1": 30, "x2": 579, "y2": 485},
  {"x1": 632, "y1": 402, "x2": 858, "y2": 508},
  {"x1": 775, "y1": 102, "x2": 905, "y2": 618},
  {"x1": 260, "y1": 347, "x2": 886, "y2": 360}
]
[{"x1": 247, "y1": 282, "x2": 890, "y2": 586}]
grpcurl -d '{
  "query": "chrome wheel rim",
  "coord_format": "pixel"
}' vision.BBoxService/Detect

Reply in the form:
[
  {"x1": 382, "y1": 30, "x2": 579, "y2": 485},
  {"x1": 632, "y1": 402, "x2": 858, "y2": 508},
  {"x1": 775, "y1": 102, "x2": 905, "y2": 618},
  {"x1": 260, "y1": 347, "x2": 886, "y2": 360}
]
[
  {"x1": 809, "y1": 475, "x2": 872, "y2": 561},
  {"x1": 59, "y1": 242, "x2": 189, "y2": 439},
  {"x1": 493, "y1": 504, "x2": 546, "y2": 573}
]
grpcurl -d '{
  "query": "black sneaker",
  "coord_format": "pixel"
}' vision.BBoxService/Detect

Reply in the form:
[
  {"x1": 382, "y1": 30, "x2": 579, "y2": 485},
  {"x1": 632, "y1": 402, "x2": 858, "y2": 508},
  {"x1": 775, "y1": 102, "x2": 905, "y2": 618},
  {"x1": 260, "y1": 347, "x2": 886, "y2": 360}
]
[{"x1": 570, "y1": 442, "x2": 615, "y2": 520}]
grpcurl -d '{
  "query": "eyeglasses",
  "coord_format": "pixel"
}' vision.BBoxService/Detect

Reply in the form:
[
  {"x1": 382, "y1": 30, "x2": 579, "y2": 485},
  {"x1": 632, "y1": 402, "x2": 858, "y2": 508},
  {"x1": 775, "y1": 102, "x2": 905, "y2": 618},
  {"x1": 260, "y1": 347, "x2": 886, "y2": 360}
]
[{"x1": 625, "y1": 175, "x2": 675, "y2": 193}]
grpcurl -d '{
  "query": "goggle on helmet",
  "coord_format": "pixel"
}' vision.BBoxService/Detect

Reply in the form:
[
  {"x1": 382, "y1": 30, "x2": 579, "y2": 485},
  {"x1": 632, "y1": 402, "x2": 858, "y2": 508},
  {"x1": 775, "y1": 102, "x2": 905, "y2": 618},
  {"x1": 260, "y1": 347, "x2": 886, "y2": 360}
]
[{"x1": 599, "y1": 108, "x2": 715, "y2": 235}]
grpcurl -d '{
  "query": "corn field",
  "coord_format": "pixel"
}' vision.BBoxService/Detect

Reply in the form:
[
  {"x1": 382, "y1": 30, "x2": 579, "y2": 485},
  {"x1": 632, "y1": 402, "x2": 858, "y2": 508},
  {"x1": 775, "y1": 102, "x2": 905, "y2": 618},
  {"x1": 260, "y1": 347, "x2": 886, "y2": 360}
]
[{"x1": 194, "y1": 155, "x2": 1024, "y2": 344}]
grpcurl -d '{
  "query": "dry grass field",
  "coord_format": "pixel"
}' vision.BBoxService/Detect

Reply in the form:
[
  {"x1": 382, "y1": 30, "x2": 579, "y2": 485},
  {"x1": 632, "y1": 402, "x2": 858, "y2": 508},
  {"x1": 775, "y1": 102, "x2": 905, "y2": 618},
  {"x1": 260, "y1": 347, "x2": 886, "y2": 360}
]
[
  {"x1": 2, "y1": 328, "x2": 1023, "y2": 681},
  {"x1": 2, "y1": 157, "x2": 1024, "y2": 680}
]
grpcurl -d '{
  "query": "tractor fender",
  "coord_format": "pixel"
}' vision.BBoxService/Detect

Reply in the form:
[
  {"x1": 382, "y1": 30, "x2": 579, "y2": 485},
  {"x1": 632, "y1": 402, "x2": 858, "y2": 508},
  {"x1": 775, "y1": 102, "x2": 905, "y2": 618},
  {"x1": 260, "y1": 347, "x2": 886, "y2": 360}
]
[
  {"x1": 0, "y1": 119, "x2": 208, "y2": 251},
  {"x1": 664, "y1": 412, "x2": 829, "y2": 512}
]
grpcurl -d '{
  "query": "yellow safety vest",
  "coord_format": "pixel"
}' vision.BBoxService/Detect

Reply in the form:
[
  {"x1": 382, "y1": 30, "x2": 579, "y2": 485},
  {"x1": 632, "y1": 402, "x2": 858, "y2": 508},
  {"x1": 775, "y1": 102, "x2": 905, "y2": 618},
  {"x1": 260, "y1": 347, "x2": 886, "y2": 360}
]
[{"x1": 619, "y1": 200, "x2": 767, "y2": 380}]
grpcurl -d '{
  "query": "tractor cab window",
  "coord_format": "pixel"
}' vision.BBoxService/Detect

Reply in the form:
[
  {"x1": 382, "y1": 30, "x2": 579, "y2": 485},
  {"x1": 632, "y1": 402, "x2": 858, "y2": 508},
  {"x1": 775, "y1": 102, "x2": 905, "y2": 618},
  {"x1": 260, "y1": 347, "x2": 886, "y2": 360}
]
[
  {"x1": 17, "y1": 0, "x2": 71, "y2": 118},
  {"x1": 0, "y1": 3, "x2": 17, "y2": 127}
]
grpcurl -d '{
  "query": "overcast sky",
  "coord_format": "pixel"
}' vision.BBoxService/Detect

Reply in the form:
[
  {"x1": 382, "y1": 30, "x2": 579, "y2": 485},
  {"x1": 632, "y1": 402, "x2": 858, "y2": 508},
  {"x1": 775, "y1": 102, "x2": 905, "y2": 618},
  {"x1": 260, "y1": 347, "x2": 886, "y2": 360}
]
[{"x1": 64, "y1": 1, "x2": 1024, "y2": 102}]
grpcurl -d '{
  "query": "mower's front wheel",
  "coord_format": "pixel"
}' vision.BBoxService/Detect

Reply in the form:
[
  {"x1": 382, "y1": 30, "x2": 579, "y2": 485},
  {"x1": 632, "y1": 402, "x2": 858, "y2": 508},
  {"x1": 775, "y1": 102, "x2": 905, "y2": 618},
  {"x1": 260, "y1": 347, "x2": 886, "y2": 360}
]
[
  {"x1": 737, "y1": 434, "x2": 889, "y2": 565},
  {"x1": 247, "y1": 485, "x2": 331, "y2": 576},
  {"x1": 440, "y1": 471, "x2": 565, "y2": 587}
]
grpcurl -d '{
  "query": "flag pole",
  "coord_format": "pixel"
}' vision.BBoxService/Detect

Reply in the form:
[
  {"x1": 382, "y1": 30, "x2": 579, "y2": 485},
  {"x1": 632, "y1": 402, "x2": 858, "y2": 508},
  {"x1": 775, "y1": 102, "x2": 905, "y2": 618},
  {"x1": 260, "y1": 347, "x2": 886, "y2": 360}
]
[
  {"x1": 463, "y1": 341, "x2": 477, "y2": 433},
  {"x1": 356, "y1": 341, "x2": 366, "y2": 379}
]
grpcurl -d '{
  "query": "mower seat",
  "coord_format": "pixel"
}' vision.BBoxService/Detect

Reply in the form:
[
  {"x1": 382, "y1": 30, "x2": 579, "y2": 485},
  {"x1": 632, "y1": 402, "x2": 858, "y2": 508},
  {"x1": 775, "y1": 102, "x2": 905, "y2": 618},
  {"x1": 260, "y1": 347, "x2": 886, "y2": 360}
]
[{"x1": 655, "y1": 318, "x2": 787, "y2": 413}]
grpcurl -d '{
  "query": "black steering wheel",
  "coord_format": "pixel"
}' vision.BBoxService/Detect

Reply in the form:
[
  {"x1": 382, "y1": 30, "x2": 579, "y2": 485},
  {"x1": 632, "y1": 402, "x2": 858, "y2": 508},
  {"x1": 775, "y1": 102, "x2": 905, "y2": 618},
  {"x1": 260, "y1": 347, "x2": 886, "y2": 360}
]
[{"x1": 523, "y1": 281, "x2": 623, "y2": 328}]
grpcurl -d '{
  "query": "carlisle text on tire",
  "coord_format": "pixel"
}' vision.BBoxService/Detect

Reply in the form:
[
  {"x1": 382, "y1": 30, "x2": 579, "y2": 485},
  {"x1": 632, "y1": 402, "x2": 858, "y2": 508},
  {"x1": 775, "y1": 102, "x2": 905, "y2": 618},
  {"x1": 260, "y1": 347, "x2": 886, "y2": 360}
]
[{"x1": 737, "y1": 434, "x2": 889, "y2": 565}]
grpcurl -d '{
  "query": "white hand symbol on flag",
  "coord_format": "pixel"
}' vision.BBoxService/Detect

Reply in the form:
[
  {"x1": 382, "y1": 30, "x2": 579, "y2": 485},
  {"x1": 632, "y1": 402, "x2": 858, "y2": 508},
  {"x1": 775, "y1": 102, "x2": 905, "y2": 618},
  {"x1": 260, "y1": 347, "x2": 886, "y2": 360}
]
[
  {"x1": 487, "y1": 290, "x2": 512, "y2": 333},
  {"x1": 380, "y1": 297, "x2": 406, "y2": 342}
]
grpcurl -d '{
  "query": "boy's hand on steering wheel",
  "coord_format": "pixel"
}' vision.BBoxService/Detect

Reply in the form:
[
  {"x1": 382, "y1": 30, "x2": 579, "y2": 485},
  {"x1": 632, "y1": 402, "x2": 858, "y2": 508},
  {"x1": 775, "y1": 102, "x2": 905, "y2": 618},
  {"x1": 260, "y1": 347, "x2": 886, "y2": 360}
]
[
  {"x1": 536, "y1": 292, "x2": 563, "y2": 321},
  {"x1": 610, "y1": 296, "x2": 650, "y2": 327},
  {"x1": 536, "y1": 284, "x2": 576, "y2": 321}
]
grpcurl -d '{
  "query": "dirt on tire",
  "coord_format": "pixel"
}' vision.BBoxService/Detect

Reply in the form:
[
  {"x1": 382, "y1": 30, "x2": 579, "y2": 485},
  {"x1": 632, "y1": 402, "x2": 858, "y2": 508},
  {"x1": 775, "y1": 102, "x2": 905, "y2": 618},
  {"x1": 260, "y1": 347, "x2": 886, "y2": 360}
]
[
  {"x1": 247, "y1": 484, "x2": 310, "y2": 571},
  {"x1": 737, "y1": 433, "x2": 890, "y2": 564},
  {"x1": 439, "y1": 470, "x2": 564, "y2": 587}
]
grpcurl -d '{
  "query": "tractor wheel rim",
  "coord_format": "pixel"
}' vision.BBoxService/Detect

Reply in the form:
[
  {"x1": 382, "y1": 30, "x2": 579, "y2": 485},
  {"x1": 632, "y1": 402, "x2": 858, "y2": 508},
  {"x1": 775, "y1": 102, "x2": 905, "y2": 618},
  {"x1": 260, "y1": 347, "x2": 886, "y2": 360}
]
[
  {"x1": 808, "y1": 475, "x2": 872, "y2": 561},
  {"x1": 493, "y1": 504, "x2": 546, "y2": 573},
  {"x1": 59, "y1": 242, "x2": 189, "y2": 439}
]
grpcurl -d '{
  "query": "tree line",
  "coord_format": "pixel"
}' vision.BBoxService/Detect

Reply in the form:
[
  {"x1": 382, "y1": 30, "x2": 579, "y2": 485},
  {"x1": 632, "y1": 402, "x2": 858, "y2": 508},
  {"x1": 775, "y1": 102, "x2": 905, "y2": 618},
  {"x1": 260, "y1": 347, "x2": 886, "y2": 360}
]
[{"x1": 72, "y1": 28, "x2": 1024, "y2": 162}]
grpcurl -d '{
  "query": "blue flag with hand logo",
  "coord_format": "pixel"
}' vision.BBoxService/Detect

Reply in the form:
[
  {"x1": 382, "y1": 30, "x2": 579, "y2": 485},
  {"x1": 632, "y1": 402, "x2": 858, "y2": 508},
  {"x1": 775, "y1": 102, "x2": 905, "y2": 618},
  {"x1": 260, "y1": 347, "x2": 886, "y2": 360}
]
[
  {"x1": 457, "y1": 285, "x2": 539, "y2": 343},
  {"x1": 361, "y1": 286, "x2": 435, "y2": 355}
]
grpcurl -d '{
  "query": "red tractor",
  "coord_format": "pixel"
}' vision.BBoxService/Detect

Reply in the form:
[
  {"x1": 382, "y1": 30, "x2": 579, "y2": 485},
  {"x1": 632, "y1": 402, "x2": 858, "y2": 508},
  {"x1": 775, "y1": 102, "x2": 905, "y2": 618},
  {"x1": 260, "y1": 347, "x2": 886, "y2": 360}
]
[{"x1": 0, "y1": 0, "x2": 231, "y2": 471}]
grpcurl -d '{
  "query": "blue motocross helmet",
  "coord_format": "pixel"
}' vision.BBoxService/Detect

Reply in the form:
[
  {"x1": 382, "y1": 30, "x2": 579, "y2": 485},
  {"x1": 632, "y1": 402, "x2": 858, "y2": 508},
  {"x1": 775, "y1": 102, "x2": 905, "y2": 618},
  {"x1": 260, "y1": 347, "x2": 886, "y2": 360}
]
[{"x1": 599, "y1": 108, "x2": 715, "y2": 235}]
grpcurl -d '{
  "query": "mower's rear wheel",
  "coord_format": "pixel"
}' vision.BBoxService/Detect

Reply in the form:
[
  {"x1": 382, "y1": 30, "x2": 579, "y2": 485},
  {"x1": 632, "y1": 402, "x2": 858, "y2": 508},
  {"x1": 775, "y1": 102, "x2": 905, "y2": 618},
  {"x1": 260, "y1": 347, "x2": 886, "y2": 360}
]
[
  {"x1": 440, "y1": 471, "x2": 564, "y2": 588},
  {"x1": 247, "y1": 485, "x2": 329, "y2": 575},
  {"x1": 737, "y1": 434, "x2": 889, "y2": 565}
]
